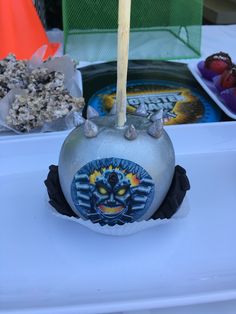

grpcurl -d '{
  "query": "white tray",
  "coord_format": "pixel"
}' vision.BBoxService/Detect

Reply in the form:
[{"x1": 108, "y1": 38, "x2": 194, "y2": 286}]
[
  {"x1": 188, "y1": 62, "x2": 236, "y2": 120},
  {"x1": 1, "y1": 122, "x2": 236, "y2": 314}
]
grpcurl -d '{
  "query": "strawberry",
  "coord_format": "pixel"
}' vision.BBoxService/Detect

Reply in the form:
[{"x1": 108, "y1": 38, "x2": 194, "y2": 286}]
[
  {"x1": 220, "y1": 67, "x2": 236, "y2": 90},
  {"x1": 205, "y1": 52, "x2": 232, "y2": 75}
]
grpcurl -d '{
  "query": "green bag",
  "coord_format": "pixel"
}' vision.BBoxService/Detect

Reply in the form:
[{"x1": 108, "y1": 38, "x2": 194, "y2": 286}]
[{"x1": 62, "y1": 0, "x2": 203, "y2": 63}]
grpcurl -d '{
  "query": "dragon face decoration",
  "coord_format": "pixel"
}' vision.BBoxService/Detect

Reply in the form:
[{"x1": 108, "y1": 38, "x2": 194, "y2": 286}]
[
  {"x1": 92, "y1": 170, "x2": 132, "y2": 218},
  {"x1": 71, "y1": 158, "x2": 155, "y2": 226}
]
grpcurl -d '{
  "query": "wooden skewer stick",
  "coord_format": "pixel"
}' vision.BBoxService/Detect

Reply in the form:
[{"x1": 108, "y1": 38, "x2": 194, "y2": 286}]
[{"x1": 116, "y1": 0, "x2": 132, "y2": 128}]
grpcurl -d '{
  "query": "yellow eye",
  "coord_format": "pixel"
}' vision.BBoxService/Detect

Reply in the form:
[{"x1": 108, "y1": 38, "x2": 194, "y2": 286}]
[
  {"x1": 117, "y1": 188, "x2": 127, "y2": 196},
  {"x1": 98, "y1": 186, "x2": 108, "y2": 195}
]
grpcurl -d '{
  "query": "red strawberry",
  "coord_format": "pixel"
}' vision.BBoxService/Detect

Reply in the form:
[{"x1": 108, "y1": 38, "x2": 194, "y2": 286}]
[
  {"x1": 220, "y1": 67, "x2": 236, "y2": 90},
  {"x1": 205, "y1": 52, "x2": 232, "y2": 75}
]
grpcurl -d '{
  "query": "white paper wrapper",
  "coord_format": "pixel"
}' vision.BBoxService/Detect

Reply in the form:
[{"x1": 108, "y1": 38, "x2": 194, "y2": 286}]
[
  {"x1": 48, "y1": 197, "x2": 190, "y2": 236},
  {"x1": 0, "y1": 52, "x2": 83, "y2": 134}
]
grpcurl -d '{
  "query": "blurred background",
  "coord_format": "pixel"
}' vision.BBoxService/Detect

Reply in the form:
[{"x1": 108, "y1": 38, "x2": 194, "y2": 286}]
[{"x1": 33, "y1": 0, "x2": 236, "y2": 30}]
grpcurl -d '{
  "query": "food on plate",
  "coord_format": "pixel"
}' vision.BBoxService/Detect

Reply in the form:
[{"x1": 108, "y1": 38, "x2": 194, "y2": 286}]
[
  {"x1": 6, "y1": 85, "x2": 84, "y2": 132},
  {"x1": 213, "y1": 66, "x2": 236, "y2": 92},
  {"x1": 0, "y1": 54, "x2": 29, "y2": 99},
  {"x1": 197, "y1": 51, "x2": 236, "y2": 113},
  {"x1": 0, "y1": 54, "x2": 84, "y2": 132},
  {"x1": 205, "y1": 52, "x2": 232, "y2": 74},
  {"x1": 198, "y1": 52, "x2": 232, "y2": 81}
]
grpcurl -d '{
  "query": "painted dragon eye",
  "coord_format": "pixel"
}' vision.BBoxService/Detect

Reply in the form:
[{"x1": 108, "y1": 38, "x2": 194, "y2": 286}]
[
  {"x1": 117, "y1": 187, "x2": 127, "y2": 196},
  {"x1": 98, "y1": 186, "x2": 108, "y2": 195}
]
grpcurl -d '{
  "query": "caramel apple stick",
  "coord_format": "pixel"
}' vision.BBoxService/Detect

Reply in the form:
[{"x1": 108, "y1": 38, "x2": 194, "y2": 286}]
[{"x1": 116, "y1": 0, "x2": 132, "y2": 127}]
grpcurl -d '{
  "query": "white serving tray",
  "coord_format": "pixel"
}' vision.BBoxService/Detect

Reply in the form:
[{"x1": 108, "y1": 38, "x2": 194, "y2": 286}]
[{"x1": 1, "y1": 122, "x2": 236, "y2": 314}]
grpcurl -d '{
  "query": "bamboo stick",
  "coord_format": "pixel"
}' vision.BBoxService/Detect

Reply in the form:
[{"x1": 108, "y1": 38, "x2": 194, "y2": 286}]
[{"x1": 116, "y1": 0, "x2": 132, "y2": 127}]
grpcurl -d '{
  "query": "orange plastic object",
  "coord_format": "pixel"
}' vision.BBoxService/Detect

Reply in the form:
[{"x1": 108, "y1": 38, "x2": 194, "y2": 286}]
[{"x1": 0, "y1": 0, "x2": 60, "y2": 60}]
